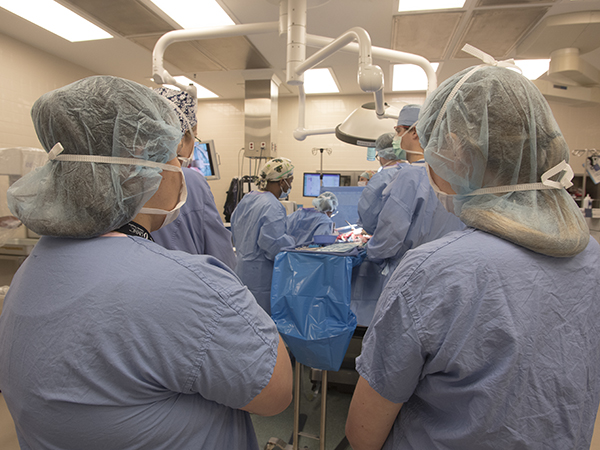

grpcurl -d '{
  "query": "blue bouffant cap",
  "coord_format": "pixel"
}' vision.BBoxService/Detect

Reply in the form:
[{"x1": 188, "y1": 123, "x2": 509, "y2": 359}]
[{"x1": 397, "y1": 104, "x2": 421, "y2": 127}]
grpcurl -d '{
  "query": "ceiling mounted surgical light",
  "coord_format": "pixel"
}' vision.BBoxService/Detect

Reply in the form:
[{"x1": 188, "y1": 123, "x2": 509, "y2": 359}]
[{"x1": 335, "y1": 102, "x2": 401, "y2": 147}]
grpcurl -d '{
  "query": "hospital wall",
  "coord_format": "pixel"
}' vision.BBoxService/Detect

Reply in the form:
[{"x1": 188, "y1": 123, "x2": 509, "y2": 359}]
[{"x1": 1, "y1": 31, "x2": 600, "y2": 222}]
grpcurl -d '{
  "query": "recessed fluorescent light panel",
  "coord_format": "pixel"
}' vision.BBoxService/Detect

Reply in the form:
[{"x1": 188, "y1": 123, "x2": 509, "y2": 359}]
[
  {"x1": 392, "y1": 63, "x2": 439, "y2": 91},
  {"x1": 513, "y1": 59, "x2": 550, "y2": 80},
  {"x1": 304, "y1": 68, "x2": 340, "y2": 94},
  {"x1": 398, "y1": 0, "x2": 466, "y2": 12},
  {"x1": 0, "y1": 0, "x2": 112, "y2": 42},
  {"x1": 149, "y1": 0, "x2": 234, "y2": 29},
  {"x1": 167, "y1": 76, "x2": 218, "y2": 99}
]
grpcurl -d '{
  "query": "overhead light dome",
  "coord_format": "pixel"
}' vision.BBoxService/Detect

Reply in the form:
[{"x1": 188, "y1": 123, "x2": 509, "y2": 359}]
[{"x1": 335, "y1": 102, "x2": 402, "y2": 147}]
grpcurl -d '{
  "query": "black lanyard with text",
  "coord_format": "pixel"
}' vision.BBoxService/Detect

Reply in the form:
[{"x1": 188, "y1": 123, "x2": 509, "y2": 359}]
[{"x1": 114, "y1": 221, "x2": 154, "y2": 242}]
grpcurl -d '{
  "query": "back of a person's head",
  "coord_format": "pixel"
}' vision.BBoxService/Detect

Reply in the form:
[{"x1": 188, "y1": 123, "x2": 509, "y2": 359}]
[
  {"x1": 418, "y1": 66, "x2": 567, "y2": 193},
  {"x1": 154, "y1": 86, "x2": 198, "y2": 135},
  {"x1": 257, "y1": 157, "x2": 294, "y2": 190},
  {"x1": 418, "y1": 65, "x2": 588, "y2": 257},
  {"x1": 8, "y1": 76, "x2": 182, "y2": 238},
  {"x1": 312, "y1": 191, "x2": 338, "y2": 213}
]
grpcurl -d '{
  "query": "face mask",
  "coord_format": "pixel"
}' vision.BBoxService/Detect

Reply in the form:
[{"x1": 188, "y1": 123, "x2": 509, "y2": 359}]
[
  {"x1": 425, "y1": 163, "x2": 455, "y2": 214},
  {"x1": 394, "y1": 124, "x2": 424, "y2": 159},
  {"x1": 357, "y1": 181, "x2": 367, "y2": 187},
  {"x1": 178, "y1": 156, "x2": 192, "y2": 168},
  {"x1": 139, "y1": 168, "x2": 187, "y2": 229},
  {"x1": 279, "y1": 179, "x2": 291, "y2": 199}
]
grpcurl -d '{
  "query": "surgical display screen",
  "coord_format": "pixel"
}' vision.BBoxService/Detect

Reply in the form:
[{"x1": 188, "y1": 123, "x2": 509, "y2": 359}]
[
  {"x1": 303, "y1": 172, "x2": 340, "y2": 197},
  {"x1": 190, "y1": 140, "x2": 220, "y2": 180},
  {"x1": 191, "y1": 141, "x2": 214, "y2": 177}
]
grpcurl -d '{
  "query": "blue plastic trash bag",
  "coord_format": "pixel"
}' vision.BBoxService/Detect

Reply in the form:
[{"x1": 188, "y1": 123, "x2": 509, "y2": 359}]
[{"x1": 271, "y1": 250, "x2": 363, "y2": 371}]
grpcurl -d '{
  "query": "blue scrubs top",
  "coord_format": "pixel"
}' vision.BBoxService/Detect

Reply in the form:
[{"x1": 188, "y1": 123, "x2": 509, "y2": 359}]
[
  {"x1": 352, "y1": 164, "x2": 465, "y2": 326},
  {"x1": 358, "y1": 229, "x2": 600, "y2": 449},
  {"x1": 231, "y1": 191, "x2": 295, "y2": 314},
  {"x1": 357, "y1": 163, "x2": 404, "y2": 234},
  {"x1": 152, "y1": 167, "x2": 236, "y2": 270},
  {"x1": 0, "y1": 235, "x2": 278, "y2": 450},
  {"x1": 286, "y1": 208, "x2": 334, "y2": 247}
]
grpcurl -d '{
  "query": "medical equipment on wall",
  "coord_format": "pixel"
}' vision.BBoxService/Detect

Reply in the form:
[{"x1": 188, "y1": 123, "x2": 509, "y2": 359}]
[{"x1": 151, "y1": 0, "x2": 437, "y2": 146}]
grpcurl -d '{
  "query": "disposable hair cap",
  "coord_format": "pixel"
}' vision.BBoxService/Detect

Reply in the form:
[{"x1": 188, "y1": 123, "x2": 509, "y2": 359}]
[
  {"x1": 7, "y1": 75, "x2": 182, "y2": 238},
  {"x1": 418, "y1": 47, "x2": 588, "y2": 257}
]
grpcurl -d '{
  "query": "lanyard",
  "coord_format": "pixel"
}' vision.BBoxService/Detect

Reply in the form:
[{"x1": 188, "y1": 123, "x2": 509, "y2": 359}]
[{"x1": 114, "y1": 221, "x2": 154, "y2": 242}]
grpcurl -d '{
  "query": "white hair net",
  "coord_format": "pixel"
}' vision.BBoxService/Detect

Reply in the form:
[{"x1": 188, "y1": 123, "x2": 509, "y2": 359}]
[
  {"x1": 418, "y1": 65, "x2": 588, "y2": 257},
  {"x1": 257, "y1": 157, "x2": 294, "y2": 190},
  {"x1": 7, "y1": 76, "x2": 182, "y2": 238},
  {"x1": 312, "y1": 191, "x2": 338, "y2": 213}
]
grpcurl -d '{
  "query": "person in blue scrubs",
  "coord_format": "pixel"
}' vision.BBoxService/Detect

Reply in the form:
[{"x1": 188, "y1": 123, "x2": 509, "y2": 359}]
[
  {"x1": 0, "y1": 76, "x2": 292, "y2": 450},
  {"x1": 357, "y1": 132, "x2": 407, "y2": 235},
  {"x1": 346, "y1": 63, "x2": 600, "y2": 450},
  {"x1": 286, "y1": 191, "x2": 337, "y2": 246},
  {"x1": 151, "y1": 87, "x2": 236, "y2": 270},
  {"x1": 231, "y1": 158, "x2": 295, "y2": 314}
]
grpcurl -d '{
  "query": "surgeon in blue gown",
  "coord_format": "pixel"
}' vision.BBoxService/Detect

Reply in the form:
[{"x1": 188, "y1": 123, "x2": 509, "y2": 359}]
[
  {"x1": 286, "y1": 191, "x2": 337, "y2": 247},
  {"x1": 151, "y1": 87, "x2": 236, "y2": 270},
  {"x1": 0, "y1": 76, "x2": 292, "y2": 450},
  {"x1": 231, "y1": 158, "x2": 295, "y2": 314},
  {"x1": 347, "y1": 62, "x2": 600, "y2": 450}
]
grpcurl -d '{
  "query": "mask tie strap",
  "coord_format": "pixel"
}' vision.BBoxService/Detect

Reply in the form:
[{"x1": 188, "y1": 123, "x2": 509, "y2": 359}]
[
  {"x1": 47, "y1": 142, "x2": 181, "y2": 172},
  {"x1": 468, "y1": 160, "x2": 574, "y2": 196}
]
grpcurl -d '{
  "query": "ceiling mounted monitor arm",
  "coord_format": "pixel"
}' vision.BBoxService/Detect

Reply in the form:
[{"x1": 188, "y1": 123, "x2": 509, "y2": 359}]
[
  {"x1": 305, "y1": 34, "x2": 438, "y2": 97},
  {"x1": 152, "y1": 22, "x2": 280, "y2": 95}
]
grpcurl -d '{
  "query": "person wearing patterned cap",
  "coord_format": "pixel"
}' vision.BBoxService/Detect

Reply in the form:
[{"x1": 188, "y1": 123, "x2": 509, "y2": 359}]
[
  {"x1": 151, "y1": 87, "x2": 236, "y2": 270},
  {"x1": 231, "y1": 158, "x2": 296, "y2": 314}
]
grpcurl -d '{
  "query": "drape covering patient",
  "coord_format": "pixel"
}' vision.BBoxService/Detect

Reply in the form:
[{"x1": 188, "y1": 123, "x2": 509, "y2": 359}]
[
  {"x1": 0, "y1": 76, "x2": 292, "y2": 450},
  {"x1": 346, "y1": 64, "x2": 600, "y2": 450}
]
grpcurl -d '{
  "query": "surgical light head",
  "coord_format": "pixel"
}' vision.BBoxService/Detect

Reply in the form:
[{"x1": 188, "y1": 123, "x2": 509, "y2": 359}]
[
  {"x1": 312, "y1": 191, "x2": 338, "y2": 213},
  {"x1": 7, "y1": 75, "x2": 182, "y2": 238}
]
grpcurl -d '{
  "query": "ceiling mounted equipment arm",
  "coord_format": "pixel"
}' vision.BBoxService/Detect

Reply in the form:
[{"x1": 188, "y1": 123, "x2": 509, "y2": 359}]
[{"x1": 152, "y1": 22, "x2": 280, "y2": 95}]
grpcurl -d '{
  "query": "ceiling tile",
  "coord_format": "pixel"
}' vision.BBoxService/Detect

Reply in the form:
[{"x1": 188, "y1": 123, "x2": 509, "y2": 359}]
[
  {"x1": 131, "y1": 35, "x2": 271, "y2": 73},
  {"x1": 65, "y1": 0, "x2": 174, "y2": 36},
  {"x1": 454, "y1": 7, "x2": 549, "y2": 58},
  {"x1": 391, "y1": 12, "x2": 464, "y2": 61},
  {"x1": 477, "y1": 0, "x2": 556, "y2": 6}
]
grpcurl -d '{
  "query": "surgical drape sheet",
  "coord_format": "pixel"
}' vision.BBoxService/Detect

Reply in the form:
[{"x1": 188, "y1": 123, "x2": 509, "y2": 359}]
[{"x1": 271, "y1": 250, "x2": 363, "y2": 371}]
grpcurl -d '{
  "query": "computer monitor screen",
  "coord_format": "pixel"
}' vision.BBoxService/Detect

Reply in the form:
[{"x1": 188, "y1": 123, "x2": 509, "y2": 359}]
[
  {"x1": 302, "y1": 172, "x2": 340, "y2": 197},
  {"x1": 190, "y1": 139, "x2": 220, "y2": 180},
  {"x1": 322, "y1": 173, "x2": 340, "y2": 188}
]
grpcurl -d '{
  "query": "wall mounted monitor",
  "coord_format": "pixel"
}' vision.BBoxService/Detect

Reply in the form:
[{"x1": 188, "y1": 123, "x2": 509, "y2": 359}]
[
  {"x1": 302, "y1": 172, "x2": 341, "y2": 197},
  {"x1": 190, "y1": 139, "x2": 220, "y2": 180}
]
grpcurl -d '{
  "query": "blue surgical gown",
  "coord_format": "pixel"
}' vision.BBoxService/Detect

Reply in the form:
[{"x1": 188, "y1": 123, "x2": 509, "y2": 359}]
[
  {"x1": 352, "y1": 164, "x2": 465, "y2": 325},
  {"x1": 357, "y1": 229, "x2": 600, "y2": 449},
  {"x1": 231, "y1": 191, "x2": 295, "y2": 314},
  {"x1": 152, "y1": 167, "x2": 236, "y2": 270},
  {"x1": 0, "y1": 235, "x2": 278, "y2": 450},
  {"x1": 286, "y1": 208, "x2": 334, "y2": 247},
  {"x1": 357, "y1": 163, "x2": 405, "y2": 234}
]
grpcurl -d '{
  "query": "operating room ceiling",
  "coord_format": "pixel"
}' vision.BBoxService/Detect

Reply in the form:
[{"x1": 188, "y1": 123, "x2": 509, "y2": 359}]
[{"x1": 0, "y1": 0, "x2": 599, "y2": 99}]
